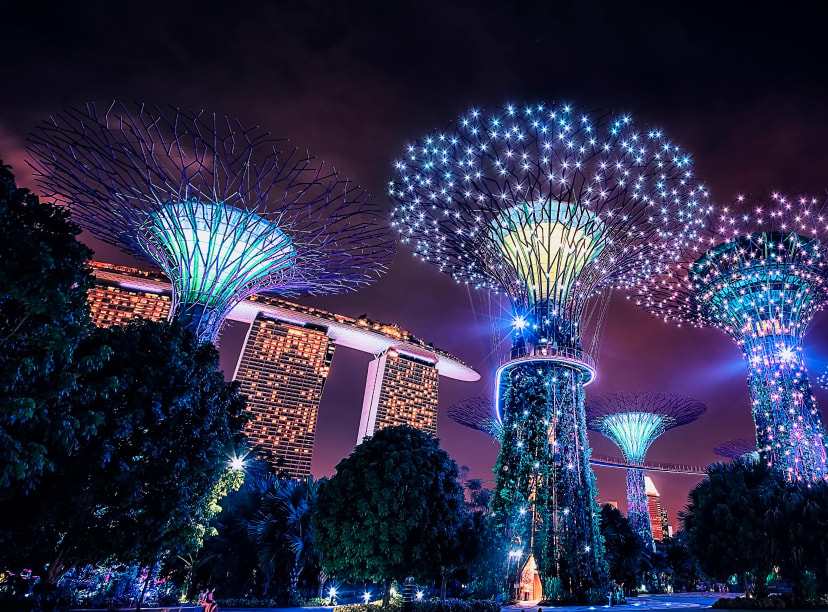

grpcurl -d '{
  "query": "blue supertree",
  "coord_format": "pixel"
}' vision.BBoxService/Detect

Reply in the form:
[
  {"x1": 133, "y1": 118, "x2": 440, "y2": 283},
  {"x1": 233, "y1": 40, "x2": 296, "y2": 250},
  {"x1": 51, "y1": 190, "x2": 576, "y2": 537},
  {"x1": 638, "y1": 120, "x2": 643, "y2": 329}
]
[
  {"x1": 633, "y1": 194, "x2": 828, "y2": 482},
  {"x1": 447, "y1": 395, "x2": 503, "y2": 439},
  {"x1": 389, "y1": 102, "x2": 706, "y2": 597},
  {"x1": 28, "y1": 102, "x2": 394, "y2": 342},
  {"x1": 713, "y1": 437, "x2": 761, "y2": 462},
  {"x1": 585, "y1": 392, "x2": 705, "y2": 549}
]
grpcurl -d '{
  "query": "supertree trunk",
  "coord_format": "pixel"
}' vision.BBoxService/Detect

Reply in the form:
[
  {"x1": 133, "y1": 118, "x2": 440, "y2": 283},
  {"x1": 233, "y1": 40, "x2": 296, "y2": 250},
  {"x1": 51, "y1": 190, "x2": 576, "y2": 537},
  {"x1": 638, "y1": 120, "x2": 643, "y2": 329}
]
[
  {"x1": 741, "y1": 337, "x2": 828, "y2": 481},
  {"x1": 625, "y1": 468, "x2": 654, "y2": 550},
  {"x1": 492, "y1": 362, "x2": 607, "y2": 597}
]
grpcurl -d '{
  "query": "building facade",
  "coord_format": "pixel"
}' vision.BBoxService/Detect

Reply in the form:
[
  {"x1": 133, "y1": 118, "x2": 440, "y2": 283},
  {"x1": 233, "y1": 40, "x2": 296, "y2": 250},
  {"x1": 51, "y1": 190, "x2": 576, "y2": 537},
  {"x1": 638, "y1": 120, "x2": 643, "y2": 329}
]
[
  {"x1": 645, "y1": 476, "x2": 667, "y2": 542},
  {"x1": 86, "y1": 262, "x2": 479, "y2": 477},
  {"x1": 87, "y1": 283, "x2": 170, "y2": 327},
  {"x1": 357, "y1": 349, "x2": 440, "y2": 444},
  {"x1": 233, "y1": 315, "x2": 335, "y2": 477}
]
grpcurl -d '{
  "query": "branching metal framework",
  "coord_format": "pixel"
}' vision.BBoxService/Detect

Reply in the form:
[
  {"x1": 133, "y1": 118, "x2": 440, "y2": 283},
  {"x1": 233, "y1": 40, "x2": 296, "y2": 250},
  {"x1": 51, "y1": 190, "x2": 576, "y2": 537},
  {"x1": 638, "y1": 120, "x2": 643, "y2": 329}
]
[
  {"x1": 586, "y1": 392, "x2": 705, "y2": 548},
  {"x1": 713, "y1": 437, "x2": 760, "y2": 461},
  {"x1": 447, "y1": 395, "x2": 503, "y2": 439},
  {"x1": 632, "y1": 194, "x2": 828, "y2": 482},
  {"x1": 28, "y1": 102, "x2": 394, "y2": 341},
  {"x1": 389, "y1": 102, "x2": 707, "y2": 592}
]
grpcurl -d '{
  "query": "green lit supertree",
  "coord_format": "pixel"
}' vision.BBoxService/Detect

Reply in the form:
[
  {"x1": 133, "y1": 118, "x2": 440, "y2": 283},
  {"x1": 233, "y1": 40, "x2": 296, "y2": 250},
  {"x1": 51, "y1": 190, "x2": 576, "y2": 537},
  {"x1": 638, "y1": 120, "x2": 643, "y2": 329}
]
[
  {"x1": 389, "y1": 102, "x2": 706, "y2": 598},
  {"x1": 633, "y1": 194, "x2": 828, "y2": 482},
  {"x1": 28, "y1": 103, "x2": 393, "y2": 342},
  {"x1": 585, "y1": 392, "x2": 705, "y2": 549}
]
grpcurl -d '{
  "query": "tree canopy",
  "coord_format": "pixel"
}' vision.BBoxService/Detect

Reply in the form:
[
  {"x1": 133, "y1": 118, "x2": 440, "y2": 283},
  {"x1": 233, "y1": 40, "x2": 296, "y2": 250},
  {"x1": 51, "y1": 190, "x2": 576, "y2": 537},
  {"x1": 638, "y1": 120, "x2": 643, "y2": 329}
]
[
  {"x1": 681, "y1": 459, "x2": 778, "y2": 596},
  {"x1": 0, "y1": 320, "x2": 247, "y2": 583},
  {"x1": 0, "y1": 160, "x2": 101, "y2": 496},
  {"x1": 312, "y1": 425, "x2": 465, "y2": 601}
]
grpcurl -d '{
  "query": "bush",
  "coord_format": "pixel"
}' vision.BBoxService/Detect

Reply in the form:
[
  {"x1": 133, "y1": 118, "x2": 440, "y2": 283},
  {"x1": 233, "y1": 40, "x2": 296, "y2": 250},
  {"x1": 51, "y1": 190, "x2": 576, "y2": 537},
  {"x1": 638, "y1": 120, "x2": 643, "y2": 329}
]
[
  {"x1": 218, "y1": 597, "x2": 283, "y2": 608},
  {"x1": 712, "y1": 595, "x2": 828, "y2": 609},
  {"x1": 335, "y1": 599, "x2": 499, "y2": 612},
  {"x1": 304, "y1": 596, "x2": 336, "y2": 606}
]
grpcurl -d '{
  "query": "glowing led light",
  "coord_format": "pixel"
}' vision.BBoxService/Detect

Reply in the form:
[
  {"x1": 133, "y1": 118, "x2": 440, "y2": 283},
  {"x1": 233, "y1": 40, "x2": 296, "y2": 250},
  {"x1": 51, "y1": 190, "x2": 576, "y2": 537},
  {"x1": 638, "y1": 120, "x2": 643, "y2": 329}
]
[{"x1": 228, "y1": 454, "x2": 247, "y2": 472}]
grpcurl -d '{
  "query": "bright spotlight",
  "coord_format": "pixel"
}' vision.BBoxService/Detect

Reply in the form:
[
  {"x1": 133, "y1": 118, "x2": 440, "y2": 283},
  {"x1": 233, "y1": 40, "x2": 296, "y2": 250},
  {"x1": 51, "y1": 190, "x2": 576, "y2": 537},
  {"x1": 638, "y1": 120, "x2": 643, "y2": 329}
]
[
  {"x1": 228, "y1": 454, "x2": 247, "y2": 471},
  {"x1": 512, "y1": 315, "x2": 528, "y2": 330}
]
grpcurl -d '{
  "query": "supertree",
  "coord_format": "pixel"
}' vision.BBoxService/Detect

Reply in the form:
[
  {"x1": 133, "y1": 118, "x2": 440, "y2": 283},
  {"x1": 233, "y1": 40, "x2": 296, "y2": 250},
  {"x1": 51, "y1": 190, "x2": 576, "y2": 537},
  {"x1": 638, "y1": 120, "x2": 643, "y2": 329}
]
[
  {"x1": 632, "y1": 194, "x2": 828, "y2": 481},
  {"x1": 447, "y1": 396, "x2": 503, "y2": 439},
  {"x1": 713, "y1": 437, "x2": 760, "y2": 461},
  {"x1": 389, "y1": 102, "x2": 706, "y2": 595},
  {"x1": 27, "y1": 102, "x2": 394, "y2": 342},
  {"x1": 585, "y1": 392, "x2": 705, "y2": 549}
]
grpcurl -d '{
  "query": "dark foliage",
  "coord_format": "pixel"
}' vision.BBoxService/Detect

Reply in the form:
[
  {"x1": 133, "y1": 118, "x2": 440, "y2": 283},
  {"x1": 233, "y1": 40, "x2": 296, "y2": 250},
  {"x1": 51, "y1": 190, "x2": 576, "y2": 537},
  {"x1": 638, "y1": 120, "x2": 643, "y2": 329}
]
[
  {"x1": 312, "y1": 425, "x2": 466, "y2": 604},
  {"x1": 0, "y1": 160, "x2": 102, "y2": 496},
  {"x1": 0, "y1": 320, "x2": 246, "y2": 585},
  {"x1": 682, "y1": 459, "x2": 828, "y2": 600}
]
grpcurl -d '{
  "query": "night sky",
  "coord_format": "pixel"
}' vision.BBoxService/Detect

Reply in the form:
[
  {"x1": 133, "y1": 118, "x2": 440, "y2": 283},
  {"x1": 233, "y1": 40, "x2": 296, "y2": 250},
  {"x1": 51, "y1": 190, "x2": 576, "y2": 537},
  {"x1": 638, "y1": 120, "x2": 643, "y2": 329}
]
[{"x1": 3, "y1": 1, "x2": 828, "y2": 529}]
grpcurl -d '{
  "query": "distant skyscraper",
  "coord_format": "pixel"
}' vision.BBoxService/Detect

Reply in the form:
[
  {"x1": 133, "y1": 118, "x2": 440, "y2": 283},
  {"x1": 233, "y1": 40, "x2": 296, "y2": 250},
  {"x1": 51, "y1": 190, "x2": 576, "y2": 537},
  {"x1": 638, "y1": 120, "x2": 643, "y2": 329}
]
[
  {"x1": 234, "y1": 315, "x2": 335, "y2": 477},
  {"x1": 88, "y1": 281, "x2": 170, "y2": 327},
  {"x1": 357, "y1": 349, "x2": 439, "y2": 444},
  {"x1": 645, "y1": 476, "x2": 666, "y2": 542}
]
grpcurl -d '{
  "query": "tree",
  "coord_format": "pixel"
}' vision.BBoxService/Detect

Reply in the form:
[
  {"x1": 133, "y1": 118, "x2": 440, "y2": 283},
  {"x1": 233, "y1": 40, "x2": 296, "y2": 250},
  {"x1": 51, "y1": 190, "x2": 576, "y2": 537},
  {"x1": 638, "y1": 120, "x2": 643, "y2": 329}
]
[
  {"x1": 0, "y1": 320, "x2": 246, "y2": 584},
  {"x1": 0, "y1": 160, "x2": 102, "y2": 496},
  {"x1": 599, "y1": 504, "x2": 652, "y2": 592},
  {"x1": 186, "y1": 465, "x2": 274, "y2": 599},
  {"x1": 658, "y1": 533, "x2": 704, "y2": 592},
  {"x1": 312, "y1": 425, "x2": 466, "y2": 605},
  {"x1": 681, "y1": 459, "x2": 779, "y2": 596},
  {"x1": 249, "y1": 477, "x2": 321, "y2": 599}
]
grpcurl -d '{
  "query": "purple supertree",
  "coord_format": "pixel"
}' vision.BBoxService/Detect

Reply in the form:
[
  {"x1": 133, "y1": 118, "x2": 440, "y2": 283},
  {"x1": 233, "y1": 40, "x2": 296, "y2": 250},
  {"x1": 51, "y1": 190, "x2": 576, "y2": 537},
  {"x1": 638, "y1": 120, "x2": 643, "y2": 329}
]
[
  {"x1": 713, "y1": 437, "x2": 760, "y2": 461},
  {"x1": 632, "y1": 194, "x2": 828, "y2": 482},
  {"x1": 586, "y1": 392, "x2": 705, "y2": 549},
  {"x1": 447, "y1": 396, "x2": 503, "y2": 439},
  {"x1": 389, "y1": 101, "x2": 707, "y2": 593},
  {"x1": 28, "y1": 102, "x2": 394, "y2": 342}
]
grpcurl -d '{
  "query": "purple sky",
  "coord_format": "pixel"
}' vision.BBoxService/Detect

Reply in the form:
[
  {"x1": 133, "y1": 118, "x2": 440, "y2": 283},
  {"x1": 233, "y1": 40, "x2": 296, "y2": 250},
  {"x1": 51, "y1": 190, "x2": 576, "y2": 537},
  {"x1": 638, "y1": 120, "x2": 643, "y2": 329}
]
[{"x1": 3, "y1": 1, "x2": 828, "y2": 528}]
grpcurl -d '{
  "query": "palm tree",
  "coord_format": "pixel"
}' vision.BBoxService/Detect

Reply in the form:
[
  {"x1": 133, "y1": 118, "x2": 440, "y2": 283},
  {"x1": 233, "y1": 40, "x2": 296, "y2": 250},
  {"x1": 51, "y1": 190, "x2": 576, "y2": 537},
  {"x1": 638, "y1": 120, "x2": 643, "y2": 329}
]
[
  {"x1": 249, "y1": 476, "x2": 320, "y2": 598},
  {"x1": 600, "y1": 503, "x2": 652, "y2": 593}
]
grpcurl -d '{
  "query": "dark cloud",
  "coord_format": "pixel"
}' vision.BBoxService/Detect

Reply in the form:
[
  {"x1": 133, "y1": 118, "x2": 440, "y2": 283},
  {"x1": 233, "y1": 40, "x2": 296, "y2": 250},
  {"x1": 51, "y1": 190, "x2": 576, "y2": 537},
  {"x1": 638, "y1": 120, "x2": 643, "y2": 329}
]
[{"x1": 3, "y1": 0, "x2": 828, "y2": 524}]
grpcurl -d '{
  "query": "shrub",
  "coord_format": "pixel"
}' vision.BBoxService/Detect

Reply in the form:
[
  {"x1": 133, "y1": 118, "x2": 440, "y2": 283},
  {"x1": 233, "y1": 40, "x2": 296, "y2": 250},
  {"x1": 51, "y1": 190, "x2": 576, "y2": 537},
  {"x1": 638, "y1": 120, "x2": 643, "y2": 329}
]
[
  {"x1": 335, "y1": 599, "x2": 499, "y2": 612},
  {"x1": 711, "y1": 594, "x2": 828, "y2": 609}
]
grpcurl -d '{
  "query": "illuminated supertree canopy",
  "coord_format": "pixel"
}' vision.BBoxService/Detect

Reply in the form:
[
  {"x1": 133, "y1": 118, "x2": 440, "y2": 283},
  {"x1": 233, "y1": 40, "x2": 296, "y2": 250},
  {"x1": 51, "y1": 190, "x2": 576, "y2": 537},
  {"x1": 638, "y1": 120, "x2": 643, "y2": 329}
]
[
  {"x1": 447, "y1": 395, "x2": 503, "y2": 439},
  {"x1": 586, "y1": 392, "x2": 706, "y2": 548},
  {"x1": 389, "y1": 102, "x2": 706, "y2": 595},
  {"x1": 713, "y1": 437, "x2": 761, "y2": 461},
  {"x1": 632, "y1": 194, "x2": 828, "y2": 482},
  {"x1": 28, "y1": 102, "x2": 394, "y2": 342}
]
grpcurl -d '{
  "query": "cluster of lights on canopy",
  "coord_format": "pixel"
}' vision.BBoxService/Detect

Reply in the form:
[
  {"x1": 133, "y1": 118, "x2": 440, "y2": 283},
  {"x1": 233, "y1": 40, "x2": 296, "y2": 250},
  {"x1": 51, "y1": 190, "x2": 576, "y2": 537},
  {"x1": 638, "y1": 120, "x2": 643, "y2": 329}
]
[
  {"x1": 631, "y1": 194, "x2": 828, "y2": 481},
  {"x1": 389, "y1": 102, "x2": 708, "y2": 348},
  {"x1": 28, "y1": 102, "x2": 394, "y2": 341}
]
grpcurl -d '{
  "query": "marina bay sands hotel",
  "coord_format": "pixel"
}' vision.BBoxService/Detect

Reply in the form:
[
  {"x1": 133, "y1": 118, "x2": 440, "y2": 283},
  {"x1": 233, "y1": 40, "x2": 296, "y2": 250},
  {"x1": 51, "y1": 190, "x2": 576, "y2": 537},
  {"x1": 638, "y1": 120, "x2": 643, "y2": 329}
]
[{"x1": 87, "y1": 262, "x2": 480, "y2": 477}]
